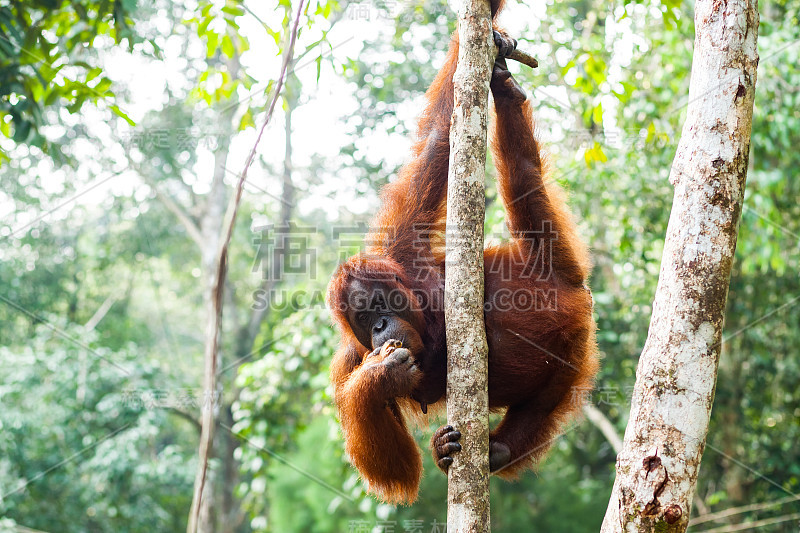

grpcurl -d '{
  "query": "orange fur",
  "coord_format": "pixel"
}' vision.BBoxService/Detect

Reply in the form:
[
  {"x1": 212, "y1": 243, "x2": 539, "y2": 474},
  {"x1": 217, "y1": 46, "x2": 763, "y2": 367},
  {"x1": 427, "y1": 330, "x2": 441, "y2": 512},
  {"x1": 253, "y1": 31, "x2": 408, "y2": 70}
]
[{"x1": 327, "y1": 0, "x2": 598, "y2": 503}]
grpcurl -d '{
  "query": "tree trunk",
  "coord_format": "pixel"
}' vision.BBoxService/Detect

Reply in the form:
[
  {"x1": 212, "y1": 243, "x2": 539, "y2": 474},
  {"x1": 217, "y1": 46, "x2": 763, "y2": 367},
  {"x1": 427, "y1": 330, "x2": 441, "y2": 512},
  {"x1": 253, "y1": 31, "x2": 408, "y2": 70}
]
[
  {"x1": 188, "y1": 4, "x2": 303, "y2": 528},
  {"x1": 444, "y1": 0, "x2": 493, "y2": 531},
  {"x1": 600, "y1": 0, "x2": 758, "y2": 531},
  {"x1": 189, "y1": 50, "x2": 242, "y2": 533},
  {"x1": 224, "y1": 86, "x2": 298, "y2": 533}
]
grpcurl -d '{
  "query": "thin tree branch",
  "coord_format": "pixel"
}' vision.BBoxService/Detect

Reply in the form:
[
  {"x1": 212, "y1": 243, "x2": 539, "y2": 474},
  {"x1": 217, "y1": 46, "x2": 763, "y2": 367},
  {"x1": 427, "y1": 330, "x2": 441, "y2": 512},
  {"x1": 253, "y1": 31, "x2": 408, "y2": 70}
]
[
  {"x1": 11, "y1": 524, "x2": 51, "y2": 533},
  {"x1": 696, "y1": 512, "x2": 800, "y2": 533},
  {"x1": 508, "y1": 48, "x2": 537, "y2": 68},
  {"x1": 84, "y1": 292, "x2": 120, "y2": 332},
  {"x1": 163, "y1": 406, "x2": 202, "y2": 432},
  {"x1": 185, "y1": 1, "x2": 306, "y2": 531},
  {"x1": 582, "y1": 403, "x2": 623, "y2": 453},
  {"x1": 138, "y1": 172, "x2": 204, "y2": 248},
  {"x1": 690, "y1": 493, "x2": 800, "y2": 526},
  {"x1": 241, "y1": 92, "x2": 297, "y2": 351}
]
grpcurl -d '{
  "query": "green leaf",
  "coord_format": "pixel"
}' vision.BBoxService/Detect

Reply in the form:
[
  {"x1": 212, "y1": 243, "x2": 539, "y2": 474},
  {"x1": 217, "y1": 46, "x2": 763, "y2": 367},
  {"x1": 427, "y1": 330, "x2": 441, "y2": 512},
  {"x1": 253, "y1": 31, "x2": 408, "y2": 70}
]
[
  {"x1": 221, "y1": 34, "x2": 235, "y2": 57},
  {"x1": 85, "y1": 67, "x2": 103, "y2": 82},
  {"x1": 93, "y1": 77, "x2": 113, "y2": 95},
  {"x1": 0, "y1": 115, "x2": 10, "y2": 137},
  {"x1": 109, "y1": 104, "x2": 135, "y2": 126},
  {"x1": 592, "y1": 102, "x2": 603, "y2": 125},
  {"x1": 221, "y1": 5, "x2": 244, "y2": 17},
  {"x1": 238, "y1": 108, "x2": 255, "y2": 131},
  {"x1": 206, "y1": 31, "x2": 219, "y2": 57},
  {"x1": 12, "y1": 119, "x2": 31, "y2": 142},
  {"x1": 584, "y1": 142, "x2": 607, "y2": 167},
  {"x1": 44, "y1": 89, "x2": 60, "y2": 106},
  {"x1": 266, "y1": 27, "x2": 281, "y2": 47}
]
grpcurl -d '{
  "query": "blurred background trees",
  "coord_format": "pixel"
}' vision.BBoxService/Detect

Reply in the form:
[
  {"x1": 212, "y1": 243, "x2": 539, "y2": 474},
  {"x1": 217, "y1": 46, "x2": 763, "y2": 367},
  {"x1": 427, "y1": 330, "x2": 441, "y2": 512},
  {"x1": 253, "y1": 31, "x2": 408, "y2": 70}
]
[{"x1": 1, "y1": 0, "x2": 798, "y2": 531}]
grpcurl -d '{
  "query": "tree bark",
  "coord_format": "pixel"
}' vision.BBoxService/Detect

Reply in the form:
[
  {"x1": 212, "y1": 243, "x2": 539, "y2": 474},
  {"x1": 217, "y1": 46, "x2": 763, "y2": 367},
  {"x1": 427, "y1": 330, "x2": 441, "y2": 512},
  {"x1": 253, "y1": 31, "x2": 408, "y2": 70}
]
[
  {"x1": 600, "y1": 0, "x2": 758, "y2": 531},
  {"x1": 444, "y1": 0, "x2": 493, "y2": 531}
]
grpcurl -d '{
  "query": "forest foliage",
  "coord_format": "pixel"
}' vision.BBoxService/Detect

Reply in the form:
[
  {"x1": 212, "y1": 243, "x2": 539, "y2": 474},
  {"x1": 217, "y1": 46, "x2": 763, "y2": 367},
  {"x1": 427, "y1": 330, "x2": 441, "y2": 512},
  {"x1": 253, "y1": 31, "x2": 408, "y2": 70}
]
[{"x1": 1, "y1": 0, "x2": 799, "y2": 532}]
